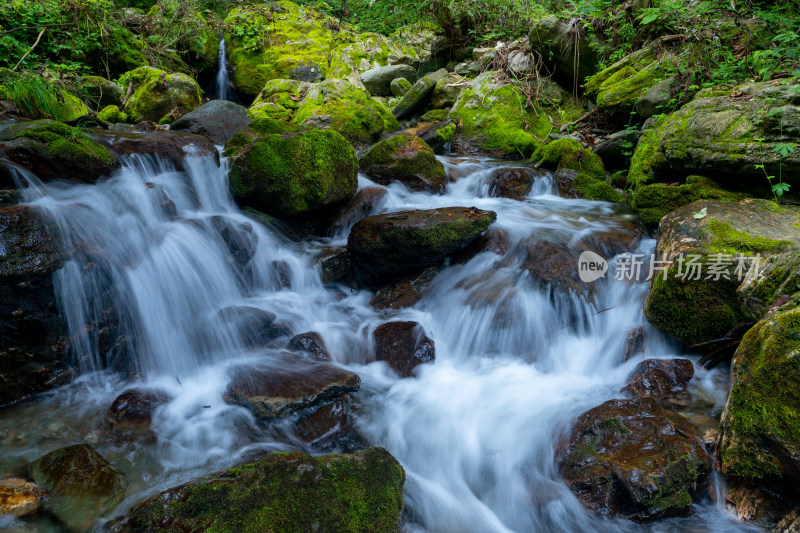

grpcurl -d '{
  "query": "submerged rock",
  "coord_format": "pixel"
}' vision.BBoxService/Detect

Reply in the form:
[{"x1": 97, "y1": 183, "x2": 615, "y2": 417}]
[
  {"x1": 371, "y1": 266, "x2": 440, "y2": 310},
  {"x1": 373, "y1": 321, "x2": 435, "y2": 377},
  {"x1": 29, "y1": 444, "x2": 127, "y2": 529},
  {"x1": 486, "y1": 167, "x2": 536, "y2": 200},
  {"x1": 317, "y1": 247, "x2": 352, "y2": 285},
  {"x1": 0, "y1": 120, "x2": 119, "y2": 183},
  {"x1": 224, "y1": 354, "x2": 360, "y2": 419},
  {"x1": 360, "y1": 133, "x2": 447, "y2": 193},
  {"x1": 119, "y1": 66, "x2": 202, "y2": 124},
  {"x1": 348, "y1": 207, "x2": 496, "y2": 277},
  {"x1": 170, "y1": 100, "x2": 252, "y2": 145},
  {"x1": 558, "y1": 397, "x2": 712, "y2": 521},
  {"x1": 227, "y1": 129, "x2": 358, "y2": 219},
  {"x1": 533, "y1": 138, "x2": 622, "y2": 203},
  {"x1": 125, "y1": 447, "x2": 405, "y2": 532},
  {"x1": 0, "y1": 478, "x2": 45, "y2": 517},
  {"x1": 218, "y1": 306, "x2": 287, "y2": 349},
  {"x1": 287, "y1": 332, "x2": 331, "y2": 361}
]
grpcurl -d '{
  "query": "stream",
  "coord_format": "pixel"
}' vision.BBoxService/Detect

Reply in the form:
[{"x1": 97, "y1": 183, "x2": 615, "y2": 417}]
[{"x1": 0, "y1": 147, "x2": 758, "y2": 532}]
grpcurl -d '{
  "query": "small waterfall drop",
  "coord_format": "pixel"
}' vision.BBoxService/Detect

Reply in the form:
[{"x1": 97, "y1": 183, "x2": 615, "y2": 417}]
[{"x1": 214, "y1": 37, "x2": 231, "y2": 101}]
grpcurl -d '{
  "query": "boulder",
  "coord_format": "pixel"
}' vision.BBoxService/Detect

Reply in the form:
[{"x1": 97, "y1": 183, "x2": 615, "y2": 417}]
[
  {"x1": 218, "y1": 306, "x2": 287, "y2": 349},
  {"x1": 518, "y1": 240, "x2": 585, "y2": 295},
  {"x1": 317, "y1": 247, "x2": 352, "y2": 284},
  {"x1": 644, "y1": 199, "x2": 800, "y2": 345},
  {"x1": 224, "y1": 354, "x2": 360, "y2": 419},
  {"x1": 0, "y1": 205, "x2": 68, "y2": 406},
  {"x1": 528, "y1": 17, "x2": 600, "y2": 84},
  {"x1": 289, "y1": 62, "x2": 323, "y2": 82},
  {"x1": 92, "y1": 130, "x2": 219, "y2": 169},
  {"x1": 79, "y1": 75, "x2": 123, "y2": 109},
  {"x1": 486, "y1": 167, "x2": 536, "y2": 200},
  {"x1": 29, "y1": 444, "x2": 127, "y2": 529},
  {"x1": 348, "y1": 207, "x2": 496, "y2": 277},
  {"x1": 592, "y1": 128, "x2": 641, "y2": 171},
  {"x1": 125, "y1": 447, "x2": 405, "y2": 532},
  {"x1": 403, "y1": 120, "x2": 457, "y2": 154},
  {"x1": 629, "y1": 80, "x2": 800, "y2": 191},
  {"x1": 210, "y1": 216, "x2": 258, "y2": 268},
  {"x1": 360, "y1": 64, "x2": 418, "y2": 96},
  {"x1": 328, "y1": 30, "x2": 420, "y2": 88},
  {"x1": 294, "y1": 397, "x2": 354, "y2": 447},
  {"x1": 634, "y1": 77, "x2": 677, "y2": 119},
  {"x1": 622, "y1": 358, "x2": 694, "y2": 407},
  {"x1": 0, "y1": 120, "x2": 119, "y2": 183},
  {"x1": 287, "y1": 332, "x2": 330, "y2": 361},
  {"x1": 739, "y1": 250, "x2": 800, "y2": 320},
  {"x1": 329, "y1": 186, "x2": 387, "y2": 235},
  {"x1": 392, "y1": 68, "x2": 448, "y2": 119},
  {"x1": 391, "y1": 77, "x2": 412, "y2": 97},
  {"x1": 170, "y1": 100, "x2": 252, "y2": 145},
  {"x1": 371, "y1": 266, "x2": 440, "y2": 310},
  {"x1": 360, "y1": 133, "x2": 447, "y2": 193},
  {"x1": 106, "y1": 388, "x2": 170, "y2": 438},
  {"x1": 533, "y1": 138, "x2": 623, "y2": 203},
  {"x1": 431, "y1": 73, "x2": 466, "y2": 109},
  {"x1": 0, "y1": 478, "x2": 45, "y2": 517},
  {"x1": 558, "y1": 397, "x2": 713, "y2": 520},
  {"x1": 373, "y1": 321, "x2": 435, "y2": 377},
  {"x1": 119, "y1": 66, "x2": 202, "y2": 124},
  {"x1": 227, "y1": 129, "x2": 358, "y2": 219},
  {"x1": 97, "y1": 105, "x2": 127, "y2": 124}
]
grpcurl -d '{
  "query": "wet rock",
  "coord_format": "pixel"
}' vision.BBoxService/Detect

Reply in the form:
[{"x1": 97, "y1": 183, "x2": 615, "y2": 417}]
[
  {"x1": 287, "y1": 332, "x2": 331, "y2": 361},
  {"x1": 593, "y1": 129, "x2": 641, "y2": 171},
  {"x1": 519, "y1": 240, "x2": 585, "y2": 295},
  {"x1": 125, "y1": 447, "x2": 404, "y2": 532},
  {"x1": 0, "y1": 188, "x2": 20, "y2": 206},
  {"x1": 554, "y1": 168, "x2": 580, "y2": 198},
  {"x1": 534, "y1": 138, "x2": 622, "y2": 203},
  {"x1": 224, "y1": 354, "x2": 360, "y2": 419},
  {"x1": 170, "y1": 100, "x2": 252, "y2": 145},
  {"x1": 392, "y1": 68, "x2": 448, "y2": 119},
  {"x1": 317, "y1": 247, "x2": 352, "y2": 285},
  {"x1": 93, "y1": 129, "x2": 219, "y2": 169},
  {"x1": 644, "y1": 199, "x2": 800, "y2": 345},
  {"x1": 118, "y1": 66, "x2": 202, "y2": 124},
  {"x1": 390, "y1": 77, "x2": 412, "y2": 97},
  {"x1": 295, "y1": 396, "x2": 354, "y2": 447},
  {"x1": 289, "y1": 63, "x2": 323, "y2": 83},
  {"x1": 210, "y1": 216, "x2": 257, "y2": 268},
  {"x1": 452, "y1": 227, "x2": 513, "y2": 264},
  {"x1": 29, "y1": 444, "x2": 127, "y2": 529},
  {"x1": 329, "y1": 187, "x2": 387, "y2": 235},
  {"x1": 218, "y1": 306, "x2": 289, "y2": 349},
  {"x1": 0, "y1": 478, "x2": 45, "y2": 517},
  {"x1": 145, "y1": 183, "x2": 177, "y2": 219},
  {"x1": 486, "y1": 167, "x2": 536, "y2": 200},
  {"x1": 0, "y1": 120, "x2": 120, "y2": 183},
  {"x1": 270, "y1": 260, "x2": 292, "y2": 288},
  {"x1": 0, "y1": 205, "x2": 68, "y2": 406},
  {"x1": 622, "y1": 358, "x2": 694, "y2": 407},
  {"x1": 373, "y1": 321, "x2": 435, "y2": 377},
  {"x1": 360, "y1": 133, "x2": 447, "y2": 194},
  {"x1": 575, "y1": 220, "x2": 646, "y2": 258},
  {"x1": 623, "y1": 327, "x2": 644, "y2": 361},
  {"x1": 529, "y1": 17, "x2": 600, "y2": 84},
  {"x1": 106, "y1": 388, "x2": 170, "y2": 438},
  {"x1": 227, "y1": 129, "x2": 358, "y2": 219},
  {"x1": 726, "y1": 478, "x2": 800, "y2": 529},
  {"x1": 371, "y1": 266, "x2": 440, "y2": 310},
  {"x1": 558, "y1": 397, "x2": 713, "y2": 521},
  {"x1": 79, "y1": 75, "x2": 124, "y2": 109},
  {"x1": 360, "y1": 64, "x2": 418, "y2": 96},
  {"x1": 404, "y1": 120, "x2": 456, "y2": 155},
  {"x1": 348, "y1": 206, "x2": 496, "y2": 278}
]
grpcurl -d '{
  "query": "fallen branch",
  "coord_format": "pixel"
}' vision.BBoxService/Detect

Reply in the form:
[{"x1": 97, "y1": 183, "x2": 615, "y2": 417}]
[{"x1": 11, "y1": 28, "x2": 46, "y2": 72}]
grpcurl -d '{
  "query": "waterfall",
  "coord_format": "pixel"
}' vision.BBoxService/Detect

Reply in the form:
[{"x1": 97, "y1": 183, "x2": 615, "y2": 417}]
[{"x1": 214, "y1": 37, "x2": 231, "y2": 101}]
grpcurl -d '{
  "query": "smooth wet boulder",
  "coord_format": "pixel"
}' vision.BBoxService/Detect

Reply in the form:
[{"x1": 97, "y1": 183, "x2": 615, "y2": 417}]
[
  {"x1": 360, "y1": 133, "x2": 447, "y2": 193},
  {"x1": 644, "y1": 199, "x2": 800, "y2": 345},
  {"x1": 371, "y1": 266, "x2": 440, "y2": 310},
  {"x1": 125, "y1": 447, "x2": 405, "y2": 532},
  {"x1": 329, "y1": 186, "x2": 387, "y2": 235},
  {"x1": 360, "y1": 64, "x2": 417, "y2": 96},
  {"x1": 170, "y1": 100, "x2": 252, "y2": 145},
  {"x1": 119, "y1": 66, "x2": 202, "y2": 124},
  {"x1": 294, "y1": 396, "x2": 354, "y2": 447},
  {"x1": 739, "y1": 250, "x2": 800, "y2": 320},
  {"x1": 486, "y1": 167, "x2": 536, "y2": 200},
  {"x1": 558, "y1": 397, "x2": 713, "y2": 520},
  {"x1": 317, "y1": 247, "x2": 352, "y2": 284},
  {"x1": 29, "y1": 444, "x2": 127, "y2": 529},
  {"x1": 106, "y1": 388, "x2": 170, "y2": 439},
  {"x1": 92, "y1": 129, "x2": 219, "y2": 169},
  {"x1": 227, "y1": 129, "x2": 358, "y2": 219},
  {"x1": 629, "y1": 80, "x2": 800, "y2": 191},
  {"x1": 533, "y1": 138, "x2": 623, "y2": 203},
  {"x1": 0, "y1": 478, "x2": 45, "y2": 517},
  {"x1": 224, "y1": 354, "x2": 360, "y2": 419},
  {"x1": 0, "y1": 120, "x2": 119, "y2": 183},
  {"x1": 528, "y1": 17, "x2": 599, "y2": 85},
  {"x1": 79, "y1": 75, "x2": 124, "y2": 109},
  {"x1": 373, "y1": 321, "x2": 435, "y2": 377},
  {"x1": 392, "y1": 68, "x2": 448, "y2": 119},
  {"x1": 0, "y1": 205, "x2": 69, "y2": 406},
  {"x1": 287, "y1": 332, "x2": 330, "y2": 361},
  {"x1": 622, "y1": 358, "x2": 694, "y2": 407},
  {"x1": 348, "y1": 207, "x2": 496, "y2": 277}
]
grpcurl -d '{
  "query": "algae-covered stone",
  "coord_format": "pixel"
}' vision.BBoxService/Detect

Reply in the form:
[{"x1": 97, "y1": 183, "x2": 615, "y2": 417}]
[
  {"x1": 739, "y1": 251, "x2": 800, "y2": 320},
  {"x1": 360, "y1": 133, "x2": 446, "y2": 193},
  {"x1": 431, "y1": 73, "x2": 466, "y2": 109},
  {"x1": 127, "y1": 447, "x2": 405, "y2": 532},
  {"x1": 348, "y1": 207, "x2": 496, "y2": 276},
  {"x1": 719, "y1": 301, "x2": 800, "y2": 485},
  {"x1": 97, "y1": 105, "x2": 128, "y2": 124},
  {"x1": 30, "y1": 444, "x2": 127, "y2": 530},
  {"x1": 228, "y1": 128, "x2": 358, "y2": 218},
  {"x1": 119, "y1": 66, "x2": 202, "y2": 123},
  {"x1": 392, "y1": 68, "x2": 448, "y2": 119},
  {"x1": 0, "y1": 120, "x2": 119, "y2": 182},
  {"x1": 391, "y1": 77, "x2": 412, "y2": 97},
  {"x1": 533, "y1": 138, "x2": 623, "y2": 202},
  {"x1": 644, "y1": 199, "x2": 800, "y2": 345},
  {"x1": 360, "y1": 64, "x2": 417, "y2": 96},
  {"x1": 628, "y1": 80, "x2": 800, "y2": 191},
  {"x1": 79, "y1": 75, "x2": 123, "y2": 109},
  {"x1": 328, "y1": 31, "x2": 418, "y2": 88}
]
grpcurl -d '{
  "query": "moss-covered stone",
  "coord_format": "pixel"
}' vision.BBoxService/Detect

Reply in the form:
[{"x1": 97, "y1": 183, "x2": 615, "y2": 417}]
[
  {"x1": 227, "y1": 129, "x2": 358, "y2": 219},
  {"x1": 391, "y1": 77, "x2": 412, "y2": 97},
  {"x1": 739, "y1": 251, "x2": 800, "y2": 320},
  {"x1": 360, "y1": 133, "x2": 446, "y2": 193},
  {"x1": 128, "y1": 447, "x2": 405, "y2": 532},
  {"x1": 97, "y1": 105, "x2": 128, "y2": 124},
  {"x1": 119, "y1": 66, "x2": 202, "y2": 123},
  {"x1": 719, "y1": 302, "x2": 800, "y2": 483},
  {"x1": 533, "y1": 138, "x2": 623, "y2": 202},
  {"x1": 328, "y1": 31, "x2": 416, "y2": 89},
  {"x1": 79, "y1": 75, "x2": 123, "y2": 110},
  {"x1": 0, "y1": 120, "x2": 119, "y2": 182}
]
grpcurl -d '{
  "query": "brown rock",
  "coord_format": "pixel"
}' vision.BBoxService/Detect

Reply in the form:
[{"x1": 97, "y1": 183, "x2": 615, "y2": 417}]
[
  {"x1": 486, "y1": 168, "x2": 536, "y2": 200},
  {"x1": 287, "y1": 332, "x2": 331, "y2": 361},
  {"x1": 106, "y1": 388, "x2": 170, "y2": 438},
  {"x1": 0, "y1": 478, "x2": 45, "y2": 516},
  {"x1": 520, "y1": 240, "x2": 585, "y2": 295},
  {"x1": 371, "y1": 266, "x2": 440, "y2": 310},
  {"x1": 295, "y1": 396, "x2": 352, "y2": 444},
  {"x1": 374, "y1": 321, "x2": 435, "y2": 377},
  {"x1": 452, "y1": 227, "x2": 513, "y2": 264},
  {"x1": 329, "y1": 187, "x2": 387, "y2": 235},
  {"x1": 317, "y1": 247, "x2": 351, "y2": 284},
  {"x1": 92, "y1": 130, "x2": 220, "y2": 169},
  {"x1": 622, "y1": 358, "x2": 694, "y2": 407}
]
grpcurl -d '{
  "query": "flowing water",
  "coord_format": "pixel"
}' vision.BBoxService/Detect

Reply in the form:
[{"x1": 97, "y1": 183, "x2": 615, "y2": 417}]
[
  {"x1": 213, "y1": 37, "x2": 231, "y2": 101},
  {"x1": 0, "y1": 147, "x2": 758, "y2": 532}
]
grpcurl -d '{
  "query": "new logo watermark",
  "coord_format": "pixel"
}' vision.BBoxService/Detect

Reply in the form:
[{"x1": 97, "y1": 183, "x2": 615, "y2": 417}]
[{"x1": 578, "y1": 252, "x2": 766, "y2": 283}]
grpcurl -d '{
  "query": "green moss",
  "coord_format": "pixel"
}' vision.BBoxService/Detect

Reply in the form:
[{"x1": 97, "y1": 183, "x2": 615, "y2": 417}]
[
  {"x1": 130, "y1": 448, "x2": 405, "y2": 532},
  {"x1": 585, "y1": 46, "x2": 674, "y2": 112},
  {"x1": 707, "y1": 220, "x2": 792, "y2": 254},
  {"x1": 532, "y1": 138, "x2": 605, "y2": 180},
  {"x1": 5, "y1": 120, "x2": 117, "y2": 170},
  {"x1": 97, "y1": 105, "x2": 128, "y2": 123},
  {"x1": 421, "y1": 109, "x2": 449, "y2": 121},
  {"x1": 599, "y1": 417, "x2": 629, "y2": 434},
  {"x1": 434, "y1": 123, "x2": 456, "y2": 143},
  {"x1": 574, "y1": 173, "x2": 625, "y2": 203},
  {"x1": 119, "y1": 66, "x2": 202, "y2": 123},
  {"x1": 632, "y1": 177, "x2": 745, "y2": 228},
  {"x1": 643, "y1": 456, "x2": 698, "y2": 516}
]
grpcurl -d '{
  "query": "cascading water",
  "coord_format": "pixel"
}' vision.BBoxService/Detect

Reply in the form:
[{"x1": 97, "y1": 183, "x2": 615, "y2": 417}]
[
  {"x1": 214, "y1": 37, "x2": 231, "y2": 101},
  {"x1": 0, "y1": 147, "x2": 758, "y2": 532}
]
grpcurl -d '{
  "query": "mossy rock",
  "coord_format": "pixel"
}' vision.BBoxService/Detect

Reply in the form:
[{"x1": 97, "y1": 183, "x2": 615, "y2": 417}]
[
  {"x1": 719, "y1": 301, "x2": 800, "y2": 484},
  {"x1": 227, "y1": 128, "x2": 358, "y2": 219},
  {"x1": 97, "y1": 105, "x2": 128, "y2": 124},
  {"x1": 360, "y1": 133, "x2": 446, "y2": 193},
  {"x1": 628, "y1": 80, "x2": 800, "y2": 191},
  {"x1": 0, "y1": 120, "x2": 119, "y2": 182},
  {"x1": 391, "y1": 69, "x2": 447, "y2": 120},
  {"x1": 739, "y1": 251, "x2": 800, "y2": 320},
  {"x1": 391, "y1": 77, "x2": 412, "y2": 97},
  {"x1": 644, "y1": 199, "x2": 800, "y2": 345},
  {"x1": 79, "y1": 75, "x2": 123, "y2": 109},
  {"x1": 119, "y1": 66, "x2": 202, "y2": 123},
  {"x1": 534, "y1": 138, "x2": 623, "y2": 203},
  {"x1": 328, "y1": 31, "x2": 417, "y2": 89},
  {"x1": 631, "y1": 176, "x2": 746, "y2": 228},
  {"x1": 127, "y1": 447, "x2": 405, "y2": 532}
]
